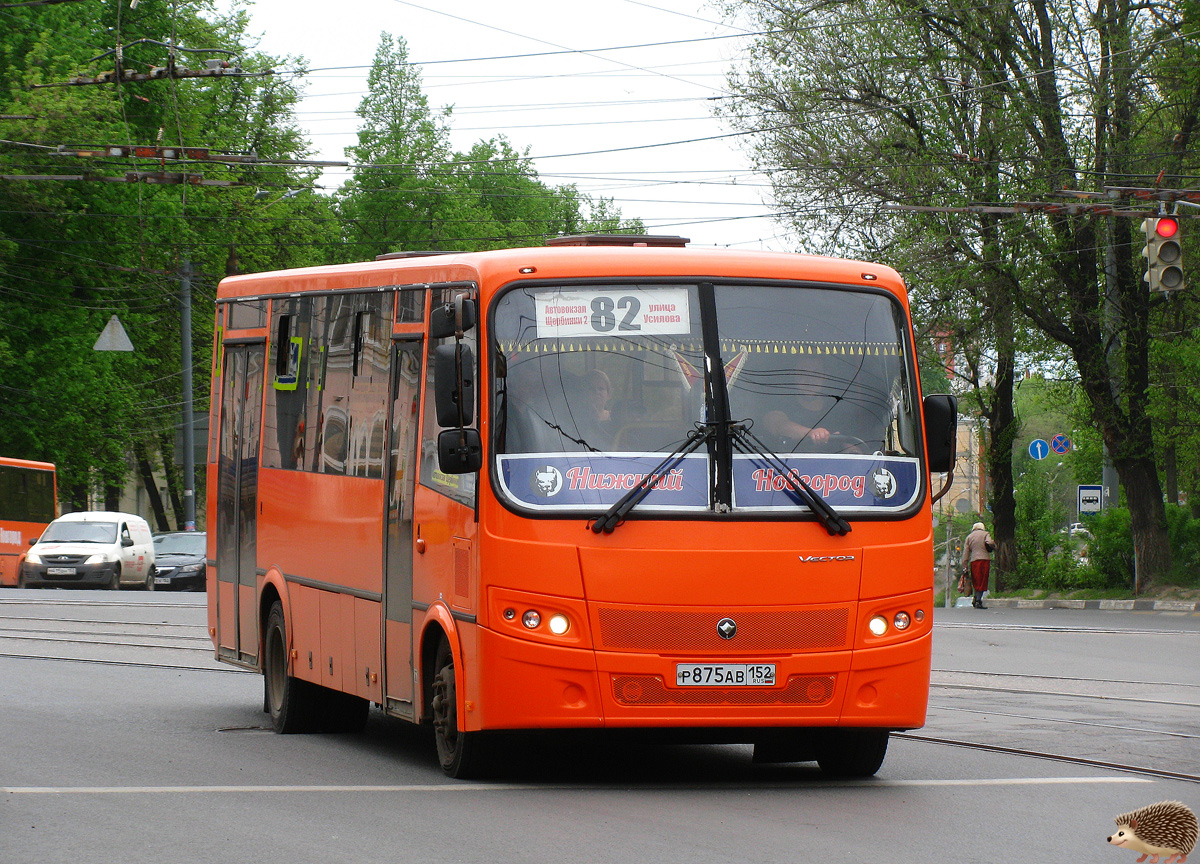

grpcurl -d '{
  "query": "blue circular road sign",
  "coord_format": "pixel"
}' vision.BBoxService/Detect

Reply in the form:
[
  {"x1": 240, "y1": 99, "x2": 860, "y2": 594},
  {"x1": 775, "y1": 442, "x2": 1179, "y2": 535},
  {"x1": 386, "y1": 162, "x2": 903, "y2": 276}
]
[
  {"x1": 1029, "y1": 438, "x2": 1049, "y2": 460},
  {"x1": 1051, "y1": 434, "x2": 1072, "y2": 454}
]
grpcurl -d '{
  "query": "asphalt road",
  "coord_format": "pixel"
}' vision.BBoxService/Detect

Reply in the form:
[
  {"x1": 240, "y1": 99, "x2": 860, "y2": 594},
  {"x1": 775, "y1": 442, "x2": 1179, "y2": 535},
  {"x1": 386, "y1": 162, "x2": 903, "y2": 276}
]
[{"x1": 1, "y1": 592, "x2": 1197, "y2": 864}]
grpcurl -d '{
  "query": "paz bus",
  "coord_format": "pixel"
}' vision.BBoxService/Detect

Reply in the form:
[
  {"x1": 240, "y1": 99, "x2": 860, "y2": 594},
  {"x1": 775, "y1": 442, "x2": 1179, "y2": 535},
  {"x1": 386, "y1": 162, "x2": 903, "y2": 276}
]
[
  {"x1": 0, "y1": 457, "x2": 57, "y2": 587},
  {"x1": 207, "y1": 234, "x2": 957, "y2": 778}
]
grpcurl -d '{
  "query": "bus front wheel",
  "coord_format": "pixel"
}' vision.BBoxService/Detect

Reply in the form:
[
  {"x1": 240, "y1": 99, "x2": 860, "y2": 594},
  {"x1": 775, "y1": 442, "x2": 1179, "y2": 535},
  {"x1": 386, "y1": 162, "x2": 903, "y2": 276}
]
[
  {"x1": 816, "y1": 729, "x2": 889, "y2": 777},
  {"x1": 431, "y1": 639, "x2": 489, "y2": 778}
]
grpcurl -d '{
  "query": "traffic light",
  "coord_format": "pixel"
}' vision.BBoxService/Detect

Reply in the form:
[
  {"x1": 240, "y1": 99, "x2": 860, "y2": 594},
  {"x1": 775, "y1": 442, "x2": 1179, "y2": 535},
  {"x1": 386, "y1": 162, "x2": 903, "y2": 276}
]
[{"x1": 1141, "y1": 216, "x2": 1185, "y2": 292}]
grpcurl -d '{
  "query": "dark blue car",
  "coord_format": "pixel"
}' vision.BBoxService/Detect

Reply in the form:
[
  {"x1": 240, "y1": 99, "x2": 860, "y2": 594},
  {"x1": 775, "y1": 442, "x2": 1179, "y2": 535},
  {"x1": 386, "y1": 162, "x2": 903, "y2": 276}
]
[{"x1": 151, "y1": 531, "x2": 207, "y2": 591}]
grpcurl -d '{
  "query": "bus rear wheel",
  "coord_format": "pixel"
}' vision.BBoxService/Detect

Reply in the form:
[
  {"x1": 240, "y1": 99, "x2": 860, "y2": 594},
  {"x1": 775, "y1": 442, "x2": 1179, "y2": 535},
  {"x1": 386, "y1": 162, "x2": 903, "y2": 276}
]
[
  {"x1": 816, "y1": 729, "x2": 889, "y2": 778},
  {"x1": 430, "y1": 639, "x2": 489, "y2": 778},
  {"x1": 264, "y1": 601, "x2": 319, "y2": 733}
]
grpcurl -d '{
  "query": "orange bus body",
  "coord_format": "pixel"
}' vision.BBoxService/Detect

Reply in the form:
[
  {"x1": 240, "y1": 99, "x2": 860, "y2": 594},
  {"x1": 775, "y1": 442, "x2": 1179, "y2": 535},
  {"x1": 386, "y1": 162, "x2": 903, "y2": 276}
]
[
  {"x1": 207, "y1": 242, "x2": 948, "y2": 776},
  {"x1": 0, "y1": 457, "x2": 58, "y2": 587}
]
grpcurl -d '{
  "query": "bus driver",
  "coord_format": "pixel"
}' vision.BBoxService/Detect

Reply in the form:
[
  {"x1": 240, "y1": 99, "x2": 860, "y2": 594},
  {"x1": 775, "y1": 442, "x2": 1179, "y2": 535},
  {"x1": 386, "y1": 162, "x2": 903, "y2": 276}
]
[{"x1": 761, "y1": 352, "x2": 880, "y2": 454}]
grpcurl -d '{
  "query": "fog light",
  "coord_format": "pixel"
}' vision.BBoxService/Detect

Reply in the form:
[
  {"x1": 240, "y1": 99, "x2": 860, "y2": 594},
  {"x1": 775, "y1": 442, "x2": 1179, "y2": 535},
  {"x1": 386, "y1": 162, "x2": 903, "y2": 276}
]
[
  {"x1": 914, "y1": 609, "x2": 925, "y2": 623},
  {"x1": 548, "y1": 614, "x2": 570, "y2": 635},
  {"x1": 893, "y1": 611, "x2": 911, "y2": 630},
  {"x1": 868, "y1": 616, "x2": 888, "y2": 636},
  {"x1": 522, "y1": 610, "x2": 541, "y2": 629}
]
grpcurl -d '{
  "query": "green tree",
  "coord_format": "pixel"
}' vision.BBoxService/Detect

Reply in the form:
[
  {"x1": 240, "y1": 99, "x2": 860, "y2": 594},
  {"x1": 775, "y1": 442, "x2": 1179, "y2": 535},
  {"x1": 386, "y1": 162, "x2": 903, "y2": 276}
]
[
  {"x1": 337, "y1": 34, "x2": 641, "y2": 258},
  {"x1": 0, "y1": 0, "x2": 324, "y2": 515},
  {"x1": 720, "y1": 0, "x2": 1189, "y2": 585}
]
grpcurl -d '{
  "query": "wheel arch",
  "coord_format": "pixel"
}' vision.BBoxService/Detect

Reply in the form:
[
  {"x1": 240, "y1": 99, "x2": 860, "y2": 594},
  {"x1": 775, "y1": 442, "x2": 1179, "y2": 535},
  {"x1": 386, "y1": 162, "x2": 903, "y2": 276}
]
[
  {"x1": 259, "y1": 569, "x2": 287, "y2": 660},
  {"x1": 417, "y1": 605, "x2": 459, "y2": 724}
]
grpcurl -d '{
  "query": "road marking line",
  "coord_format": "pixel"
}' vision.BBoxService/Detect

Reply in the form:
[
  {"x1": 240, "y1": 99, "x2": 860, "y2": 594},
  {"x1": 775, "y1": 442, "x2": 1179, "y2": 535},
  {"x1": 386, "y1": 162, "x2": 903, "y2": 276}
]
[{"x1": 2, "y1": 777, "x2": 1150, "y2": 794}]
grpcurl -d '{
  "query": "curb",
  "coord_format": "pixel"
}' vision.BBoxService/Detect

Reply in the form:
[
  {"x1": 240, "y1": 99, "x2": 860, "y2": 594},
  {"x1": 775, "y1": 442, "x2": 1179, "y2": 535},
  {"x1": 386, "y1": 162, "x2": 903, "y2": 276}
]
[{"x1": 964, "y1": 598, "x2": 1200, "y2": 611}]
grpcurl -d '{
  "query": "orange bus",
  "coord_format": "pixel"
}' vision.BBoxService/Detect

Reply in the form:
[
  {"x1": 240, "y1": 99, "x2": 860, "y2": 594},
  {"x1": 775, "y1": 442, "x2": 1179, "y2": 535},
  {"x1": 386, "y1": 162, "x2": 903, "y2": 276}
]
[
  {"x1": 207, "y1": 235, "x2": 957, "y2": 778},
  {"x1": 0, "y1": 457, "x2": 57, "y2": 588}
]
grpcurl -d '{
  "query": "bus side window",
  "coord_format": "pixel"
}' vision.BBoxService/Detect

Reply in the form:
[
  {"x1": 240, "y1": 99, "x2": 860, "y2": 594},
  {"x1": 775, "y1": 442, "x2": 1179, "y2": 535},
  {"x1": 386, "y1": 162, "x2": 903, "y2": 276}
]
[
  {"x1": 263, "y1": 299, "x2": 312, "y2": 471},
  {"x1": 348, "y1": 293, "x2": 392, "y2": 478}
]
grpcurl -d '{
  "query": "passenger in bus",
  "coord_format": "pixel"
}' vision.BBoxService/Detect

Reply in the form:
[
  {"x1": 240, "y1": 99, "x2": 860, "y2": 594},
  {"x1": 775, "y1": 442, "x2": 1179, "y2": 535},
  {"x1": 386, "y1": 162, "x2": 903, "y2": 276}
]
[
  {"x1": 569, "y1": 368, "x2": 614, "y2": 450},
  {"x1": 761, "y1": 353, "x2": 881, "y2": 454}
]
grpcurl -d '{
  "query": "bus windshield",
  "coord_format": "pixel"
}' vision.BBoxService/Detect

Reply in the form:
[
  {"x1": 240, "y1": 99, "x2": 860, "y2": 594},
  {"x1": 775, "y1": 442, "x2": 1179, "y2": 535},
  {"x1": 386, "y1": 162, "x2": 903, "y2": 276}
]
[{"x1": 492, "y1": 283, "x2": 921, "y2": 516}]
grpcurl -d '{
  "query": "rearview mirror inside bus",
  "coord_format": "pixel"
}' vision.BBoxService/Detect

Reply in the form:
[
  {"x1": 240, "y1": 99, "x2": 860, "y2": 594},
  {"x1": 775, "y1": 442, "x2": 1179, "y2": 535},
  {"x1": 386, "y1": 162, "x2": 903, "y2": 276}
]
[
  {"x1": 433, "y1": 343, "x2": 475, "y2": 427},
  {"x1": 437, "y1": 428, "x2": 483, "y2": 474},
  {"x1": 922, "y1": 394, "x2": 958, "y2": 473},
  {"x1": 429, "y1": 297, "x2": 477, "y2": 340}
]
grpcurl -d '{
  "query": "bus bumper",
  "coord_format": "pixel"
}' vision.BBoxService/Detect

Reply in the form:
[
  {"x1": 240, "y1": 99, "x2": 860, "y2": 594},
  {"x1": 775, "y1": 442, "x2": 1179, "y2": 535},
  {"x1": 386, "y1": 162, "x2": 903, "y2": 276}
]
[{"x1": 472, "y1": 626, "x2": 929, "y2": 732}]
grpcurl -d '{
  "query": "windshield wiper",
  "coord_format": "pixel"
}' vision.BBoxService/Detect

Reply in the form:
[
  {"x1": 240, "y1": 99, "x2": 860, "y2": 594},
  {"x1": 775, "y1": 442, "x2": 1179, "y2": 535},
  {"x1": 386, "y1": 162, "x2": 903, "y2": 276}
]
[
  {"x1": 731, "y1": 423, "x2": 852, "y2": 537},
  {"x1": 589, "y1": 423, "x2": 714, "y2": 534}
]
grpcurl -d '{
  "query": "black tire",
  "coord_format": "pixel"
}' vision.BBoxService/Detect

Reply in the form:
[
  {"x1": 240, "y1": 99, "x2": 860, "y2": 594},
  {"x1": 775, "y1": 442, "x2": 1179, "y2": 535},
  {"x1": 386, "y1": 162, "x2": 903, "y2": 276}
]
[
  {"x1": 108, "y1": 565, "x2": 121, "y2": 590},
  {"x1": 263, "y1": 601, "x2": 320, "y2": 733},
  {"x1": 816, "y1": 729, "x2": 889, "y2": 778},
  {"x1": 430, "y1": 639, "x2": 489, "y2": 778},
  {"x1": 144, "y1": 566, "x2": 156, "y2": 591}
]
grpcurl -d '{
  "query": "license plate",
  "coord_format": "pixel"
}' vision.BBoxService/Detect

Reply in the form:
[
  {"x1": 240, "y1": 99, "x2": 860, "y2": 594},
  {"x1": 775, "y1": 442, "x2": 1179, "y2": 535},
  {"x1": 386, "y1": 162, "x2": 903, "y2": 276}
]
[
  {"x1": 675, "y1": 663, "x2": 776, "y2": 687},
  {"x1": 154, "y1": 577, "x2": 170, "y2": 585},
  {"x1": 47, "y1": 567, "x2": 76, "y2": 575}
]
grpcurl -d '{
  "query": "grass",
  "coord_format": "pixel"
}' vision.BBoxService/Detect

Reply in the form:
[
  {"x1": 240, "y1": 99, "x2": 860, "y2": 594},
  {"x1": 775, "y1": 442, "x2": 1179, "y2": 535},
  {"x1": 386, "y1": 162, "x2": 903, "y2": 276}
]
[{"x1": 988, "y1": 583, "x2": 1200, "y2": 601}]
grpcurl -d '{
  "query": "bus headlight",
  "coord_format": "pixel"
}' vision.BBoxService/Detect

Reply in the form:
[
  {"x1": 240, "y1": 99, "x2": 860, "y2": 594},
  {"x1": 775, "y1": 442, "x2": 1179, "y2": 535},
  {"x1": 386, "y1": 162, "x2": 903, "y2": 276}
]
[
  {"x1": 522, "y1": 610, "x2": 541, "y2": 629},
  {"x1": 548, "y1": 614, "x2": 570, "y2": 635},
  {"x1": 893, "y1": 611, "x2": 911, "y2": 631},
  {"x1": 868, "y1": 616, "x2": 888, "y2": 636}
]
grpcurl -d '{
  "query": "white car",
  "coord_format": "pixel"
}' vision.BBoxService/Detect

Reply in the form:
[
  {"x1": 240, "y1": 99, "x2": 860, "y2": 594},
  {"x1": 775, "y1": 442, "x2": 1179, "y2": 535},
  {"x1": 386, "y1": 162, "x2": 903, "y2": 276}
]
[{"x1": 20, "y1": 511, "x2": 156, "y2": 590}]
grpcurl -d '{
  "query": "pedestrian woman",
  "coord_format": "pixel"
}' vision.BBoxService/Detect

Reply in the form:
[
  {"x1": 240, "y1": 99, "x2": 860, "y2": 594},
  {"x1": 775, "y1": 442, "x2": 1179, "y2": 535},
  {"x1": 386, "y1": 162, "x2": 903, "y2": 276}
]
[{"x1": 960, "y1": 522, "x2": 995, "y2": 609}]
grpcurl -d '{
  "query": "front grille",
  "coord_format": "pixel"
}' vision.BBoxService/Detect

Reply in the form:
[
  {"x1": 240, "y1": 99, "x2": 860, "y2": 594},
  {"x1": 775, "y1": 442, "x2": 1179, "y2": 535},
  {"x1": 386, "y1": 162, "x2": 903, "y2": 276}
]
[
  {"x1": 596, "y1": 607, "x2": 850, "y2": 652},
  {"x1": 612, "y1": 674, "x2": 837, "y2": 706},
  {"x1": 156, "y1": 567, "x2": 176, "y2": 576},
  {"x1": 43, "y1": 554, "x2": 87, "y2": 565}
]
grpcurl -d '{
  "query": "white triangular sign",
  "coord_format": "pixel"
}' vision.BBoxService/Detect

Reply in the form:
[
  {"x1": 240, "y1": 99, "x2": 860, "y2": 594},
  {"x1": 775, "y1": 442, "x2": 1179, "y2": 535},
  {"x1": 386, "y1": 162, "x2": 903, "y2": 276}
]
[{"x1": 93, "y1": 315, "x2": 135, "y2": 351}]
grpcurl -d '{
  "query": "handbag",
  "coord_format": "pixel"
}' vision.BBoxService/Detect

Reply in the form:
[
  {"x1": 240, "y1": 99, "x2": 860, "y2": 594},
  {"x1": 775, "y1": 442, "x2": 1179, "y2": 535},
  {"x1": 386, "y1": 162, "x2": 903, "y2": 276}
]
[
  {"x1": 957, "y1": 572, "x2": 970, "y2": 594},
  {"x1": 985, "y1": 539, "x2": 996, "y2": 553}
]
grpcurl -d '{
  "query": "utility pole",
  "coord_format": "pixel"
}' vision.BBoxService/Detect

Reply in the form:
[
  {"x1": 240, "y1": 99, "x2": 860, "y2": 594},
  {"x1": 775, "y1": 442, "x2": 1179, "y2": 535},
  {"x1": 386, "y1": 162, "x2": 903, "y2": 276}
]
[
  {"x1": 181, "y1": 260, "x2": 196, "y2": 530},
  {"x1": 1102, "y1": 216, "x2": 1121, "y2": 513}
]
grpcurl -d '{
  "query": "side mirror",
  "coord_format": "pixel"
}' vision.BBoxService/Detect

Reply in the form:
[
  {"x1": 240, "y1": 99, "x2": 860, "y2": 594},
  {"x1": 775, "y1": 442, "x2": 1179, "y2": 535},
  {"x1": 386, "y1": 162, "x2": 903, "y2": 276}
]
[
  {"x1": 437, "y1": 428, "x2": 483, "y2": 474},
  {"x1": 121, "y1": 536, "x2": 135, "y2": 548},
  {"x1": 429, "y1": 297, "x2": 477, "y2": 340},
  {"x1": 28, "y1": 537, "x2": 37, "y2": 546},
  {"x1": 433, "y1": 343, "x2": 475, "y2": 427},
  {"x1": 922, "y1": 394, "x2": 958, "y2": 473}
]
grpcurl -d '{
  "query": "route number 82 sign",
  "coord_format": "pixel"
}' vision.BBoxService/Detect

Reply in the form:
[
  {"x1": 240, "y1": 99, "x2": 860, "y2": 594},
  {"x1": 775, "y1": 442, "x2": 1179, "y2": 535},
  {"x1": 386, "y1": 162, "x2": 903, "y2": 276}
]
[{"x1": 534, "y1": 288, "x2": 692, "y2": 339}]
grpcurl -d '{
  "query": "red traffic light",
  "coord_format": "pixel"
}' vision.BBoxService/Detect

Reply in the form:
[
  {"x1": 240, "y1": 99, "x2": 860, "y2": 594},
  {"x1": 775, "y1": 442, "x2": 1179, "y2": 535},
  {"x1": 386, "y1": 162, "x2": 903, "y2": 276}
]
[{"x1": 1156, "y1": 217, "x2": 1179, "y2": 238}]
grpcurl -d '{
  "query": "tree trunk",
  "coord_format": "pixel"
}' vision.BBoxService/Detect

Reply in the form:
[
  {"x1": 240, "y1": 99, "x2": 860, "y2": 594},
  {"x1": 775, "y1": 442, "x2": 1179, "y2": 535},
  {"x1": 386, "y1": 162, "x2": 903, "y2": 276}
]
[
  {"x1": 134, "y1": 439, "x2": 171, "y2": 531},
  {"x1": 1117, "y1": 452, "x2": 1171, "y2": 592},
  {"x1": 985, "y1": 350, "x2": 1018, "y2": 590},
  {"x1": 157, "y1": 431, "x2": 186, "y2": 528}
]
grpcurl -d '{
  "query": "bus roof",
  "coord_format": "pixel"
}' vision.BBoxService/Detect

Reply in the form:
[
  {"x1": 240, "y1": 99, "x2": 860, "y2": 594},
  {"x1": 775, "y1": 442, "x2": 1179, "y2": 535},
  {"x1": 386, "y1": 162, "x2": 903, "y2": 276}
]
[
  {"x1": 216, "y1": 245, "x2": 907, "y2": 303},
  {"x1": 0, "y1": 456, "x2": 55, "y2": 471}
]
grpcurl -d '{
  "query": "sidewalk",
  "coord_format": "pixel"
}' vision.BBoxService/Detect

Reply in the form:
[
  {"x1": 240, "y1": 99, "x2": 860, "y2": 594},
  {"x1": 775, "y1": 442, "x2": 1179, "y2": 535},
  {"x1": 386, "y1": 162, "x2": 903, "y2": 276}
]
[{"x1": 953, "y1": 596, "x2": 1200, "y2": 611}]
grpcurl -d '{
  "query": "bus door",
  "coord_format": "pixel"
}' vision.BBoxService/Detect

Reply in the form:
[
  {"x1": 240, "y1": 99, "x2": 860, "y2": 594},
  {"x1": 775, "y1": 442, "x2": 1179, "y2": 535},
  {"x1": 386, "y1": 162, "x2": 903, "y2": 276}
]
[
  {"x1": 383, "y1": 338, "x2": 422, "y2": 717},
  {"x1": 216, "y1": 343, "x2": 264, "y2": 664}
]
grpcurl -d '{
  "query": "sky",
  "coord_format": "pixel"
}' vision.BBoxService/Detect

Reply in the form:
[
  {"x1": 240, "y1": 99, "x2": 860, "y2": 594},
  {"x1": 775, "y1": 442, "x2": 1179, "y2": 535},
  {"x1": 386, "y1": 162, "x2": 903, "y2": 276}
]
[{"x1": 231, "y1": 0, "x2": 793, "y2": 250}]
